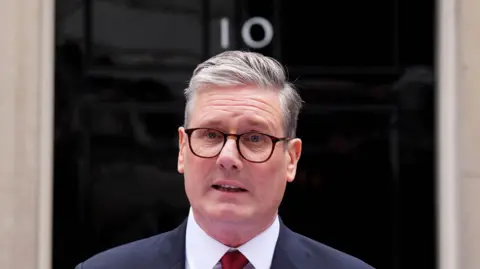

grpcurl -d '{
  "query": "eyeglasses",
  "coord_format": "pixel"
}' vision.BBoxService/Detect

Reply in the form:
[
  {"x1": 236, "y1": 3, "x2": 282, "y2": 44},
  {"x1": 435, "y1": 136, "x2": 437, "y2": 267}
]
[{"x1": 184, "y1": 128, "x2": 290, "y2": 163}]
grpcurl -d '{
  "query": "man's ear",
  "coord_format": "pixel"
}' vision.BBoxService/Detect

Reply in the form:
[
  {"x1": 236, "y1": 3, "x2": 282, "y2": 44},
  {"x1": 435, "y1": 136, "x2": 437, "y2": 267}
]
[
  {"x1": 178, "y1": 127, "x2": 186, "y2": 174},
  {"x1": 286, "y1": 138, "x2": 302, "y2": 182}
]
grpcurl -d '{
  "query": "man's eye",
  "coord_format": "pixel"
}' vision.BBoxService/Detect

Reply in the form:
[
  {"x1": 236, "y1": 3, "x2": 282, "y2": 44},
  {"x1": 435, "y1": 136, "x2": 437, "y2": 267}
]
[
  {"x1": 249, "y1": 135, "x2": 261, "y2": 142},
  {"x1": 207, "y1": 132, "x2": 217, "y2": 138},
  {"x1": 244, "y1": 133, "x2": 265, "y2": 143}
]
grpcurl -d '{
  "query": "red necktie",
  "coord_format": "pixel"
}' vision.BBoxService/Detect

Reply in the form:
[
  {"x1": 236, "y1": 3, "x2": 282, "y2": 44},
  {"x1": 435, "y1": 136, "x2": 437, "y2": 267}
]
[{"x1": 220, "y1": 250, "x2": 249, "y2": 269}]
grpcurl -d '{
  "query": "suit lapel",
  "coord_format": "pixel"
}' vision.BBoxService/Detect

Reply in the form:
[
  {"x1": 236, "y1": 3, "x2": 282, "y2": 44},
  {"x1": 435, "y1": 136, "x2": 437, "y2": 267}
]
[
  {"x1": 153, "y1": 219, "x2": 188, "y2": 269},
  {"x1": 270, "y1": 221, "x2": 303, "y2": 269},
  {"x1": 271, "y1": 248, "x2": 297, "y2": 269}
]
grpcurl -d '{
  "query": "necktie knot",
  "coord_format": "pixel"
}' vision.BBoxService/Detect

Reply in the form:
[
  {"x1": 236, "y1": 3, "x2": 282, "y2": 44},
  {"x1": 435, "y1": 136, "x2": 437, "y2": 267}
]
[{"x1": 220, "y1": 250, "x2": 249, "y2": 269}]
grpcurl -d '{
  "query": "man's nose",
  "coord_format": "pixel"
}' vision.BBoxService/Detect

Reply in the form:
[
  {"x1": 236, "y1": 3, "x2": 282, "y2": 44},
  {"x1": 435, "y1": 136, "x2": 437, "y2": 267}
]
[{"x1": 216, "y1": 137, "x2": 243, "y2": 171}]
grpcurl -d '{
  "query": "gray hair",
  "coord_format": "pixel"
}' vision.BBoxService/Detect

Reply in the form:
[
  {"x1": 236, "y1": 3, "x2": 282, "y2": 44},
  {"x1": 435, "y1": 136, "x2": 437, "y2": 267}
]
[{"x1": 184, "y1": 50, "x2": 303, "y2": 138}]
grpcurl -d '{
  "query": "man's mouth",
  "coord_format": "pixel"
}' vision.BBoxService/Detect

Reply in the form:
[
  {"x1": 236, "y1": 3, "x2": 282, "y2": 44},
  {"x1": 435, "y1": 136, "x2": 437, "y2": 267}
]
[{"x1": 212, "y1": 184, "x2": 247, "y2": 193}]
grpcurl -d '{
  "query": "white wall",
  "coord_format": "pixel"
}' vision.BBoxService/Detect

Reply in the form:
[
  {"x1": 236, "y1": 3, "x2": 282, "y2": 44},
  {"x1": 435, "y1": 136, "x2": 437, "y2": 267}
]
[
  {"x1": 0, "y1": 0, "x2": 53, "y2": 268},
  {"x1": 457, "y1": 0, "x2": 480, "y2": 267}
]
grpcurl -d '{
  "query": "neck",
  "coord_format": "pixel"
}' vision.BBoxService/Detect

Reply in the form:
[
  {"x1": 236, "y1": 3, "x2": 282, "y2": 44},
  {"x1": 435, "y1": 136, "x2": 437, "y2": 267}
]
[{"x1": 193, "y1": 211, "x2": 277, "y2": 247}]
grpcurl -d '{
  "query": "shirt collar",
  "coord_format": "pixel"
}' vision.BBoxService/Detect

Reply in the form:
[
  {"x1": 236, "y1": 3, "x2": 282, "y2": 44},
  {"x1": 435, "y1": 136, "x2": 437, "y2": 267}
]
[{"x1": 185, "y1": 207, "x2": 280, "y2": 269}]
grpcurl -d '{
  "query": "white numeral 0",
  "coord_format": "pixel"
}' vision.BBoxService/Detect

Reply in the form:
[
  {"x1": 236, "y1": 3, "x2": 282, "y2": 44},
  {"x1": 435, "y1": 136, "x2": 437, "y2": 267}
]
[{"x1": 220, "y1": 17, "x2": 274, "y2": 49}]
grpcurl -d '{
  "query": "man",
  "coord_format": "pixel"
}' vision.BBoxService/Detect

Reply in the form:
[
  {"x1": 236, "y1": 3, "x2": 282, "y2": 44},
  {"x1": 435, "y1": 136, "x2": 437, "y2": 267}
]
[{"x1": 75, "y1": 51, "x2": 374, "y2": 269}]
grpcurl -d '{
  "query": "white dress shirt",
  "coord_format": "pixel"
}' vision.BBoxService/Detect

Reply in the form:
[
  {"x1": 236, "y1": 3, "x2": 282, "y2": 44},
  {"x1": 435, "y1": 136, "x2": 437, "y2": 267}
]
[{"x1": 185, "y1": 208, "x2": 280, "y2": 269}]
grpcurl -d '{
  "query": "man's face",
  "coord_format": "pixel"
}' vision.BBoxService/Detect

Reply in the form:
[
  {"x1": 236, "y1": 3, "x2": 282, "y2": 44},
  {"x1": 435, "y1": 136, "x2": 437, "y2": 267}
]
[{"x1": 177, "y1": 86, "x2": 302, "y2": 226}]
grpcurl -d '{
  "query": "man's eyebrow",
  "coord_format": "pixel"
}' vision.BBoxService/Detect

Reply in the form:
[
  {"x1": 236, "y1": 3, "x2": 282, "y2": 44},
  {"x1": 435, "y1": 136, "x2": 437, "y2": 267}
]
[
  {"x1": 196, "y1": 118, "x2": 274, "y2": 132},
  {"x1": 245, "y1": 120, "x2": 267, "y2": 127},
  {"x1": 197, "y1": 119, "x2": 224, "y2": 128},
  {"x1": 242, "y1": 119, "x2": 273, "y2": 131}
]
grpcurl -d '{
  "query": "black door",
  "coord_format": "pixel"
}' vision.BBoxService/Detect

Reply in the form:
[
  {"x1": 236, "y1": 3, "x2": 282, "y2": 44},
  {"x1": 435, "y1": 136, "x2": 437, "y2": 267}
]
[{"x1": 53, "y1": 0, "x2": 436, "y2": 268}]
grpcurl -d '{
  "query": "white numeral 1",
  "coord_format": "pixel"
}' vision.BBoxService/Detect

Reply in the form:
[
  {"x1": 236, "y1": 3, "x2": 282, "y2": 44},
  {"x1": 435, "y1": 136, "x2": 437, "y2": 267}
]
[{"x1": 220, "y1": 17, "x2": 230, "y2": 49}]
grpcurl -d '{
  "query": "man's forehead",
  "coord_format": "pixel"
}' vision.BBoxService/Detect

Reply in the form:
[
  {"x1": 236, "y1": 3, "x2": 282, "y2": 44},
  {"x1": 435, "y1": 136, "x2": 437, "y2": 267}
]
[
  {"x1": 193, "y1": 88, "x2": 280, "y2": 109},
  {"x1": 195, "y1": 85, "x2": 278, "y2": 98},
  {"x1": 190, "y1": 87, "x2": 283, "y2": 127},
  {"x1": 198, "y1": 112, "x2": 275, "y2": 128}
]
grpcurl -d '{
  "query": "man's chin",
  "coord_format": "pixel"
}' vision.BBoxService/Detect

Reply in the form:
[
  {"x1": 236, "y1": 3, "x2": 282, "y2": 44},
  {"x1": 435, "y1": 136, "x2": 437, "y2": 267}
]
[{"x1": 207, "y1": 204, "x2": 253, "y2": 224}]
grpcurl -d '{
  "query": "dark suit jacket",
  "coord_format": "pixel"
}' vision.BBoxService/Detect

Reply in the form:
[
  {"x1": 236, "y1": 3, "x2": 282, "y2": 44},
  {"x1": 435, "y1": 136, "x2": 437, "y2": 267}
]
[{"x1": 75, "y1": 219, "x2": 374, "y2": 269}]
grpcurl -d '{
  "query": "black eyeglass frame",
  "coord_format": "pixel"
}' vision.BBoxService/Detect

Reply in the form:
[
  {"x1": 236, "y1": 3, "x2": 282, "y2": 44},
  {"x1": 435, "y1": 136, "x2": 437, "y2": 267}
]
[{"x1": 184, "y1": 127, "x2": 291, "y2": 163}]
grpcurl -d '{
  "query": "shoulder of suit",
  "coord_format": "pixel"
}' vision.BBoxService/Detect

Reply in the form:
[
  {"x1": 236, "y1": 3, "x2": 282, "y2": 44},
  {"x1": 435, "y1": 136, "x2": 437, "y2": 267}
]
[
  {"x1": 79, "y1": 230, "x2": 174, "y2": 269},
  {"x1": 285, "y1": 230, "x2": 375, "y2": 269}
]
